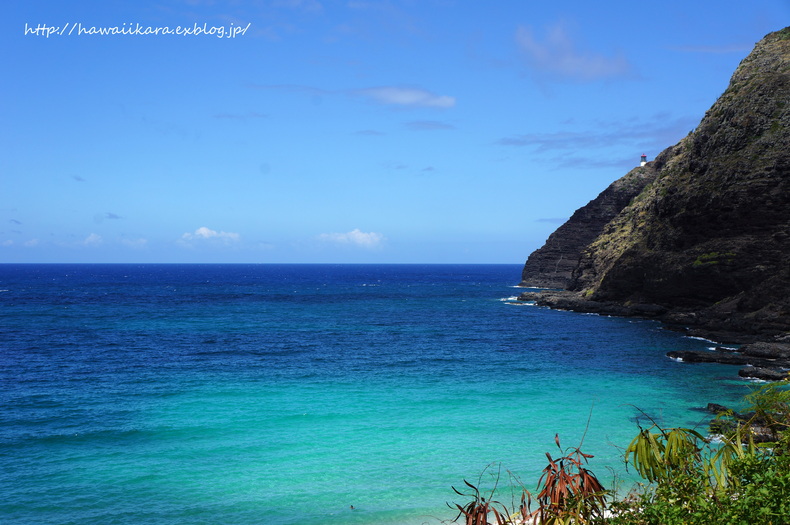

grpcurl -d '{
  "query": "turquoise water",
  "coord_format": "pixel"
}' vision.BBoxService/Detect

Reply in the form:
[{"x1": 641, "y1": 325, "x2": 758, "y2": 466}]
[{"x1": 0, "y1": 264, "x2": 750, "y2": 524}]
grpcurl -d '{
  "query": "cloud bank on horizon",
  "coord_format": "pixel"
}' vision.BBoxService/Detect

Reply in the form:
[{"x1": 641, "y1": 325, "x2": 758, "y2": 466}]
[
  {"x1": 317, "y1": 229, "x2": 385, "y2": 248},
  {"x1": 181, "y1": 227, "x2": 241, "y2": 244},
  {"x1": 2, "y1": 0, "x2": 787, "y2": 263}
]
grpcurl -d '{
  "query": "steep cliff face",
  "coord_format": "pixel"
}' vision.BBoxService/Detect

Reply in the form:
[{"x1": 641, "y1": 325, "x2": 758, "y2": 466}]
[
  {"x1": 523, "y1": 27, "x2": 790, "y2": 337},
  {"x1": 520, "y1": 167, "x2": 657, "y2": 288}
]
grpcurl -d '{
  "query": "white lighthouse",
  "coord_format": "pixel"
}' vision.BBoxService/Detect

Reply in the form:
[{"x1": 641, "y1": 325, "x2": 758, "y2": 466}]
[{"x1": 640, "y1": 154, "x2": 647, "y2": 167}]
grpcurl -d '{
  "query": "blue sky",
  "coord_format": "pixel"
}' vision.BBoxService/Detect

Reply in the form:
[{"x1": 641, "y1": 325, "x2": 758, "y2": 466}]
[{"x1": 2, "y1": 1, "x2": 788, "y2": 263}]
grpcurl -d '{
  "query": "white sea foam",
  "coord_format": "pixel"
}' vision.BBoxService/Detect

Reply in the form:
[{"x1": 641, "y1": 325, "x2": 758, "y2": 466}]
[
  {"x1": 686, "y1": 335, "x2": 717, "y2": 343},
  {"x1": 747, "y1": 377, "x2": 770, "y2": 383}
]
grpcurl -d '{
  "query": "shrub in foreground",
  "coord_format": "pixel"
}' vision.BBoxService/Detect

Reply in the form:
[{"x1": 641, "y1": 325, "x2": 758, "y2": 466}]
[{"x1": 449, "y1": 382, "x2": 790, "y2": 525}]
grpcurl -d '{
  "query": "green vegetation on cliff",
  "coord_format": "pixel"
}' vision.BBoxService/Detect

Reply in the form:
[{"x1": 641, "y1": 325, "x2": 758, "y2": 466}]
[{"x1": 522, "y1": 27, "x2": 790, "y2": 338}]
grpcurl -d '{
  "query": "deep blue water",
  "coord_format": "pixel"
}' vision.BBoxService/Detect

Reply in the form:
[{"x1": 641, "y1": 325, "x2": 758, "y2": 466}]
[{"x1": 0, "y1": 264, "x2": 750, "y2": 524}]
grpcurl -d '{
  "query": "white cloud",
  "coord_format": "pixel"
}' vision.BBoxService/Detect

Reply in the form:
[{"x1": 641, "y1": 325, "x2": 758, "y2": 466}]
[
  {"x1": 356, "y1": 87, "x2": 455, "y2": 108},
  {"x1": 83, "y1": 233, "x2": 103, "y2": 246},
  {"x1": 251, "y1": 84, "x2": 455, "y2": 109},
  {"x1": 497, "y1": 113, "x2": 697, "y2": 155},
  {"x1": 516, "y1": 22, "x2": 632, "y2": 82},
  {"x1": 1, "y1": 240, "x2": 12, "y2": 247},
  {"x1": 180, "y1": 227, "x2": 240, "y2": 245},
  {"x1": 318, "y1": 228, "x2": 385, "y2": 248},
  {"x1": 24, "y1": 239, "x2": 39, "y2": 247}
]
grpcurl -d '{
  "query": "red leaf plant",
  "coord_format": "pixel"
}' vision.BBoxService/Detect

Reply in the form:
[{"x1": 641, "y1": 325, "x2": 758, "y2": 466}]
[{"x1": 523, "y1": 434, "x2": 608, "y2": 525}]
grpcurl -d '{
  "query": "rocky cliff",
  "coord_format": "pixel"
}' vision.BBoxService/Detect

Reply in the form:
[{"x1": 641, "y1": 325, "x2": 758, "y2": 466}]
[
  {"x1": 520, "y1": 166, "x2": 657, "y2": 288},
  {"x1": 520, "y1": 27, "x2": 790, "y2": 343}
]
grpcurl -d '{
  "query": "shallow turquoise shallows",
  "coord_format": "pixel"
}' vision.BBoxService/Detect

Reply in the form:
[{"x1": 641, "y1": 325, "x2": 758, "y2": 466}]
[{"x1": 0, "y1": 264, "x2": 750, "y2": 524}]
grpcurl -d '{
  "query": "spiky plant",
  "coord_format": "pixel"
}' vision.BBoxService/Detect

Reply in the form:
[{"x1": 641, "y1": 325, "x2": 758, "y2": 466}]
[
  {"x1": 449, "y1": 478, "x2": 512, "y2": 525},
  {"x1": 526, "y1": 434, "x2": 608, "y2": 525}
]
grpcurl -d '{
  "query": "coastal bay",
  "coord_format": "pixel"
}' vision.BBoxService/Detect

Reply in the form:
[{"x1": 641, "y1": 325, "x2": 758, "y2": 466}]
[{"x1": 0, "y1": 264, "x2": 751, "y2": 524}]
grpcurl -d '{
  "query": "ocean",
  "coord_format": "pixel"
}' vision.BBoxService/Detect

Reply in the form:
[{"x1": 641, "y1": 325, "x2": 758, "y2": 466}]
[{"x1": 0, "y1": 264, "x2": 750, "y2": 524}]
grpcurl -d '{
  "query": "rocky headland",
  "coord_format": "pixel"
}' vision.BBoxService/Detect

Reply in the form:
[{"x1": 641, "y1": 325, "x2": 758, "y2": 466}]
[
  {"x1": 520, "y1": 165, "x2": 658, "y2": 289},
  {"x1": 519, "y1": 27, "x2": 790, "y2": 381}
]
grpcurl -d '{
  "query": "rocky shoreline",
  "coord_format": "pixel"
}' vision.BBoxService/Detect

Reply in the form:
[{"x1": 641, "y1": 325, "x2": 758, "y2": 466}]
[{"x1": 517, "y1": 289, "x2": 790, "y2": 382}]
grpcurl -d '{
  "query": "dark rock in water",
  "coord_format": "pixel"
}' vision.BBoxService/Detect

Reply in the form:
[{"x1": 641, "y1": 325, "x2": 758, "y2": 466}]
[
  {"x1": 667, "y1": 350, "x2": 753, "y2": 365},
  {"x1": 679, "y1": 327, "x2": 759, "y2": 345},
  {"x1": 519, "y1": 27, "x2": 790, "y2": 340},
  {"x1": 705, "y1": 403, "x2": 782, "y2": 443},
  {"x1": 740, "y1": 342, "x2": 790, "y2": 359},
  {"x1": 517, "y1": 290, "x2": 666, "y2": 318},
  {"x1": 667, "y1": 343, "x2": 790, "y2": 385},
  {"x1": 667, "y1": 348, "x2": 790, "y2": 368},
  {"x1": 707, "y1": 403, "x2": 741, "y2": 434},
  {"x1": 706, "y1": 403, "x2": 733, "y2": 415},
  {"x1": 738, "y1": 366, "x2": 789, "y2": 381},
  {"x1": 518, "y1": 290, "x2": 617, "y2": 314}
]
